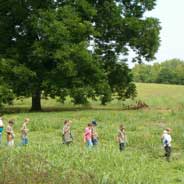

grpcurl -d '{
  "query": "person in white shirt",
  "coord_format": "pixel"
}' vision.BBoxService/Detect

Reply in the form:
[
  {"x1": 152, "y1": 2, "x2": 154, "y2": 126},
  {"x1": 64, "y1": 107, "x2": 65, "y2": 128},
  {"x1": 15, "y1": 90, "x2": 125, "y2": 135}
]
[
  {"x1": 0, "y1": 116, "x2": 4, "y2": 144},
  {"x1": 161, "y1": 128, "x2": 172, "y2": 161}
]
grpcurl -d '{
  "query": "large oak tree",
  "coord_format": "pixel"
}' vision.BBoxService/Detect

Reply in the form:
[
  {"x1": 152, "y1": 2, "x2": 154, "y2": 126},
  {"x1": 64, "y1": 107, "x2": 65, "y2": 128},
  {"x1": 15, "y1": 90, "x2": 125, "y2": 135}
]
[{"x1": 0, "y1": 0, "x2": 160, "y2": 110}]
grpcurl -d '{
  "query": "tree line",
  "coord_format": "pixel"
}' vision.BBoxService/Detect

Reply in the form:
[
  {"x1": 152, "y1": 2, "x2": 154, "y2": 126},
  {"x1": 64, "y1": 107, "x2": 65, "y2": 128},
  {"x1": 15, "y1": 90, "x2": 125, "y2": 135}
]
[{"x1": 132, "y1": 59, "x2": 184, "y2": 85}]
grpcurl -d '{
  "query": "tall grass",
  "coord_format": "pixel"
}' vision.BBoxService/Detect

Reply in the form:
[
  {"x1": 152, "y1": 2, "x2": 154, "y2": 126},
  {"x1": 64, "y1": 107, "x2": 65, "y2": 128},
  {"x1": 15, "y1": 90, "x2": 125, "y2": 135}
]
[{"x1": 0, "y1": 83, "x2": 184, "y2": 184}]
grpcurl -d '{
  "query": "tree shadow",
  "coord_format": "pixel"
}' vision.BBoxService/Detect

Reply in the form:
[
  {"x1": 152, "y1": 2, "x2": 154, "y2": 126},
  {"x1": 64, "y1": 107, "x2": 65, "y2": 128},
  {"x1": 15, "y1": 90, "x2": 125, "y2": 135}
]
[
  {"x1": 0, "y1": 100, "x2": 149, "y2": 114},
  {"x1": 0, "y1": 106, "x2": 130, "y2": 114}
]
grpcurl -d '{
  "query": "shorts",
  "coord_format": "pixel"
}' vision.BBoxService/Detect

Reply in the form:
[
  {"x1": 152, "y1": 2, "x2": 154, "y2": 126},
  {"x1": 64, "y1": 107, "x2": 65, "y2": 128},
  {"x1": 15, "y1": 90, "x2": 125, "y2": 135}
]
[
  {"x1": 119, "y1": 142, "x2": 125, "y2": 151},
  {"x1": 7, "y1": 140, "x2": 14, "y2": 146},
  {"x1": 0, "y1": 127, "x2": 3, "y2": 133},
  {"x1": 92, "y1": 138, "x2": 98, "y2": 145},
  {"x1": 0, "y1": 133, "x2": 2, "y2": 143},
  {"x1": 86, "y1": 139, "x2": 93, "y2": 147},
  {"x1": 164, "y1": 145, "x2": 171, "y2": 161},
  {"x1": 22, "y1": 137, "x2": 28, "y2": 145}
]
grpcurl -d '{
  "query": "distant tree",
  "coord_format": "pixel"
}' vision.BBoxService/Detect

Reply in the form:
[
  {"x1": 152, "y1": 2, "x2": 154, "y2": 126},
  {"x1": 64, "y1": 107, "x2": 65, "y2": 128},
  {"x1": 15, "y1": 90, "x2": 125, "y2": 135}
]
[
  {"x1": 156, "y1": 67, "x2": 176, "y2": 84},
  {"x1": 157, "y1": 59, "x2": 184, "y2": 84},
  {"x1": 150, "y1": 63, "x2": 160, "y2": 82},
  {"x1": 175, "y1": 64, "x2": 184, "y2": 85},
  {"x1": 0, "y1": 0, "x2": 160, "y2": 111},
  {"x1": 132, "y1": 59, "x2": 184, "y2": 85},
  {"x1": 132, "y1": 64, "x2": 152, "y2": 82}
]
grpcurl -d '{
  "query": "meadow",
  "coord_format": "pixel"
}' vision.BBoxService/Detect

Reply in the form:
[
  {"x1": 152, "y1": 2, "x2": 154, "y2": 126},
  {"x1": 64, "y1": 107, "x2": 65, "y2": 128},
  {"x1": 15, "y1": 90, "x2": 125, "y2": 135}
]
[{"x1": 0, "y1": 83, "x2": 184, "y2": 184}]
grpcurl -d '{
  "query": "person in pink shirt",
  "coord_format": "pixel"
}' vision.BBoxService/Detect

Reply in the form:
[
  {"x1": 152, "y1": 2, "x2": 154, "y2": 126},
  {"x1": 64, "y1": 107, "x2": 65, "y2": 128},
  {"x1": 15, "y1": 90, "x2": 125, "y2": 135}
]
[{"x1": 84, "y1": 123, "x2": 93, "y2": 147}]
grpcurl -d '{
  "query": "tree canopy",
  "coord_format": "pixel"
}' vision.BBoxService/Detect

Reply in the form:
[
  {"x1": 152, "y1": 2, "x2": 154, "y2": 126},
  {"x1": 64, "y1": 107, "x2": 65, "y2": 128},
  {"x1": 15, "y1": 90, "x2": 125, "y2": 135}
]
[
  {"x1": 0, "y1": 60, "x2": 14, "y2": 106},
  {"x1": 0, "y1": 0, "x2": 160, "y2": 110}
]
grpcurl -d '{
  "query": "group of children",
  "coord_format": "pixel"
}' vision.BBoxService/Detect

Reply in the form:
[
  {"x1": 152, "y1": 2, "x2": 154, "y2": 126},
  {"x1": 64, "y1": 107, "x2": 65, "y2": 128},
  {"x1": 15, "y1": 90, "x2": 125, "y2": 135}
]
[
  {"x1": 62, "y1": 120, "x2": 99, "y2": 147},
  {"x1": 83, "y1": 120, "x2": 98, "y2": 147},
  {"x1": 0, "y1": 116, "x2": 30, "y2": 146},
  {"x1": 62, "y1": 120, "x2": 172, "y2": 161},
  {"x1": 0, "y1": 115, "x2": 172, "y2": 161}
]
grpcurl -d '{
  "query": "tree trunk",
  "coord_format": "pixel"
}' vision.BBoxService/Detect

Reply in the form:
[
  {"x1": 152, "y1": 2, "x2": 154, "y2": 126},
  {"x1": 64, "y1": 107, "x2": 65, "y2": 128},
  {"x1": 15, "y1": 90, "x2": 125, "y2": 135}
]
[{"x1": 31, "y1": 89, "x2": 41, "y2": 111}]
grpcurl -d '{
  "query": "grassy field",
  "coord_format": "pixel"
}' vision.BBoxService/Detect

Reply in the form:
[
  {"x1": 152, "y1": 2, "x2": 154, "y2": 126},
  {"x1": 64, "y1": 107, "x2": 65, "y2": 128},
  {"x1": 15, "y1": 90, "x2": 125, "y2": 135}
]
[{"x1": 0, "y1": 83, "x2": 184, "y2": 184}]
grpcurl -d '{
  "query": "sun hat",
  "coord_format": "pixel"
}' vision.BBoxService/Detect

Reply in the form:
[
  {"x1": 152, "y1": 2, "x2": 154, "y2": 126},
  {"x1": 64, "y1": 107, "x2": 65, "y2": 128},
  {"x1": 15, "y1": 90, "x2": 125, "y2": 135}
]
[
  {"x1": 91, "y1": 120, "x2": 97, "y2": 126},
  {"x1": 163, "y1": 130, "x2": 167, "y2": 134}
]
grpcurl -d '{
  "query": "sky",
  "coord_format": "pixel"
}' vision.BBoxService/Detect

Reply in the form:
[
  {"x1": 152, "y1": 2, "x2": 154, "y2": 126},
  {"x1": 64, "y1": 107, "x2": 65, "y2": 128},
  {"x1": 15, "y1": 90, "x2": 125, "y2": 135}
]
[{"x1": 128, "y1": 0, "x2": 184, "y2": 67}]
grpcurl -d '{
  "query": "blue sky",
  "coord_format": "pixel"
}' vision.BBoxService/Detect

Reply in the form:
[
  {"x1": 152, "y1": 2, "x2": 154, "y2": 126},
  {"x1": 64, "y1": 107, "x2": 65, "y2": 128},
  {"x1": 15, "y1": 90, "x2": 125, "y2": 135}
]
[{"x1": 129, "y1": 0, "x2": 184, "y2": 67}]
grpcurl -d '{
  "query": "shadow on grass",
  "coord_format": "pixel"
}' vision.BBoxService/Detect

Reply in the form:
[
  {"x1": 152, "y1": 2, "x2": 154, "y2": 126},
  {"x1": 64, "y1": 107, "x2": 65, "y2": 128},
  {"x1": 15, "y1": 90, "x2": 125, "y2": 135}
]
[
  {"x1": 0, "y1": 106, "x2": 132, "y2": 114},
  {"x1": 0, "y1": 100, "x2": 150, "y2": 114}
]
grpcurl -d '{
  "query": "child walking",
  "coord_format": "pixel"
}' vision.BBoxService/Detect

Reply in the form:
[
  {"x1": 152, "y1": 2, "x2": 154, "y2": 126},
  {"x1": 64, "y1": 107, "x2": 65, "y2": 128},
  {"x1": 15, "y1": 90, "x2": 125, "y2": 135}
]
[
  {"x1": 117, "y1": 124, "x2": 126, "y2": 151},
  {"x1": 21, "y1": 118, "x2": 30, "y2": 145},
  {"x1": 91, "y1": 120, "x2": 98, "y2": 146},
  {"x1": 6, "y1": 119, "x2": 15, "y2": 146},
  {"x1": 161, "y1": 128, "x2": 172, "y2": 161},
  {"x1": 84, "y1": 123, "x2": 93, "y2": 148},
  {"x1": 62, "y1": 120, "x2": 73, "y2": 145},
  {"x1": 0, "y1": 116, "x2": 4, "y2": 144}
]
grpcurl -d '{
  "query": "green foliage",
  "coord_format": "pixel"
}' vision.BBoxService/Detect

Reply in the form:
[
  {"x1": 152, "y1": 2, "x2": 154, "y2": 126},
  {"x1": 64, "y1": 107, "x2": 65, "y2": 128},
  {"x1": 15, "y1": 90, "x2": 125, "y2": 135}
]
[
  {"x1": 132, "y1": 59, "x2": 184, "y2": 85},
  {"x1": 0, "y1": 0, "x2": 160, "y2": 110},
  {"x1": 0, "y1": 59, "x2": 14, "y2": 106},
  {"x1": 0, "y1": 85, "x2": 14, "y2": 107}
]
